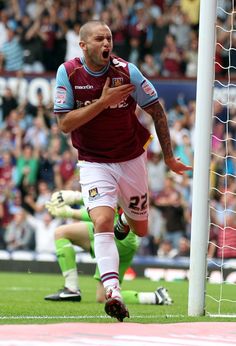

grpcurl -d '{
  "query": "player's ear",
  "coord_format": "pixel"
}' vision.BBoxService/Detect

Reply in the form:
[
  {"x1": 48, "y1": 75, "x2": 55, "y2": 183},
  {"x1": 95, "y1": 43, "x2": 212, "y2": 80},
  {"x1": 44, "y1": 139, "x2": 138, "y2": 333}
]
[{"x1": 79, "y1": 40, "x2": 86, "y2": 51}]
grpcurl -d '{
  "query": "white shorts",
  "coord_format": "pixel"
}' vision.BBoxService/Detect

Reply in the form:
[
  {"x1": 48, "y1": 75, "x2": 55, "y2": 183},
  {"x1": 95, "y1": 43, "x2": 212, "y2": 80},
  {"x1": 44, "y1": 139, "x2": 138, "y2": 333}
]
[{"x1": 78, "y1": 152, "x2": 149, "y2": 221}]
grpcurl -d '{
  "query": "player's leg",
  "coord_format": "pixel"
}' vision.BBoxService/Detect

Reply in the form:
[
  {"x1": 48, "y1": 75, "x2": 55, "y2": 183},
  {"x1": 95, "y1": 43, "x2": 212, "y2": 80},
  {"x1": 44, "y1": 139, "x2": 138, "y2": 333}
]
[
  {"x1": 89, "y1": 206, "x2": 129, "y2": 321},
  {"x1": 115, "y1": 213, "x2": 148, "y2": 239},
  {"x1": 121, "y1": 287, "x2": 173, "y2": 305},
  {"x1": 95, "y1": 230, "x2": 172, "y2": 306},
  {"x1": 95, "y1": 283, "x2": 173, "y2": 305},
  {"x1": 79, "y1": 161, "x2": 129, "y2": 321},
  {"x1": 116, "y1": 152, "x2": 149, "y2": 239},
  {"x1": 116, "y1": 227, "x2": 173, "y2": 306},
  {"x1": 89, "y1": 206, "x2": 120, "y2": 288},
  {"x1": 115, "y1": 231, "x2": 173, "y2": 305},
  {"x1": 44, "y1": 222, "x2": 91, "y2": 301},
  {"x1": 114, "y1": 207, "x2": 131, "y2": 240},
  {"x1": 93, "y1": 230, "x2": 138, "y2": 303}
]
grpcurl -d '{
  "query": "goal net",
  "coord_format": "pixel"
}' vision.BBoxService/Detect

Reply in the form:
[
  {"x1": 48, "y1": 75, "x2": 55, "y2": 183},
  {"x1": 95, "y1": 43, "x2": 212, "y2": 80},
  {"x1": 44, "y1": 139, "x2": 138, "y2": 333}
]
[
  {"x1": 206, "y1": 0, "x2": 236, "y2": 317},
  {"x1": 188, "y1": 0, "x2": 236, "y2": 317}
]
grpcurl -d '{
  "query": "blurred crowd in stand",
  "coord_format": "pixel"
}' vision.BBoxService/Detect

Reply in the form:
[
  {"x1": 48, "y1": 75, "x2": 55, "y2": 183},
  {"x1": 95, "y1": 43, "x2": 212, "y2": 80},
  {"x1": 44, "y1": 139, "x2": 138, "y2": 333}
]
[{"x1": 0, "y1": 0, "x2": 235, "y2": 260}]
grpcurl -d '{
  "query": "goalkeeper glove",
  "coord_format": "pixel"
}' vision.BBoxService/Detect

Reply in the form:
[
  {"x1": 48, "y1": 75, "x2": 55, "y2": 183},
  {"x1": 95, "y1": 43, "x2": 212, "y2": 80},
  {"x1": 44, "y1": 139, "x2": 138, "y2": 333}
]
[
  {"x1": 50, "y1": 190, "x2": 83, "y2": 207},
  {"x1": 45, "y1": 202, "x2": 75, "y2": 219}
]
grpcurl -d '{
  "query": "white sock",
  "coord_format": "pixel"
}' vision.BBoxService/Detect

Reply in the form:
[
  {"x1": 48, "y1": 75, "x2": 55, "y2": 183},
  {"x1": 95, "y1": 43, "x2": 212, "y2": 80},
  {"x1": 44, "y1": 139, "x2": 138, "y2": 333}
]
[
  {"x1": 94, "y1": 232, "x2": 120, "y2": 289},
  {"x1": 138, "y1": 292, "x2": 157, "y2": 305},
  {"x1": 63, "y1": 268, "x2": 79, "y2": 292}
]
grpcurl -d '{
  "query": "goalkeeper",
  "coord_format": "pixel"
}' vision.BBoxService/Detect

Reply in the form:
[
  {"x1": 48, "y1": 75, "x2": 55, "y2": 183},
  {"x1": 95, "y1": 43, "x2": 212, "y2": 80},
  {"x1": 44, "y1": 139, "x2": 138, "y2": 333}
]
[{"x1": 44, "y1": 190, "x2": 173, "y2": 306}]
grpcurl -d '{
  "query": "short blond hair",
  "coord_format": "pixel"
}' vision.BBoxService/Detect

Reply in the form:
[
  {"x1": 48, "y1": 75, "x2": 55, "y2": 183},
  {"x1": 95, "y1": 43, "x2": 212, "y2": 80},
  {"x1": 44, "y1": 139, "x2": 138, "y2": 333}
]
[{"x1": 79, "y1": 20, "x2": 109, "y2": 41}]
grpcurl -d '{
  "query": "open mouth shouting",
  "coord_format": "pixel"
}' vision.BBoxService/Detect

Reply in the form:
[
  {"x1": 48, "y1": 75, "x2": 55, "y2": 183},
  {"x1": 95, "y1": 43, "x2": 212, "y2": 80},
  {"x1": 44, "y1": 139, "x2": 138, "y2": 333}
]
[{"x1": 102, "y1": 50, "x2": 110, "y2": 59}]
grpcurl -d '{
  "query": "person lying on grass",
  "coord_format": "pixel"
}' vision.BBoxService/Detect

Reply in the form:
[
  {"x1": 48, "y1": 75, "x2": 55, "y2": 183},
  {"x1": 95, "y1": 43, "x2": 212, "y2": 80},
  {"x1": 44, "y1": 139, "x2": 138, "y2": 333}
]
[{"x1": 44, "y1": 190, "x2": 173, "y2": 306}]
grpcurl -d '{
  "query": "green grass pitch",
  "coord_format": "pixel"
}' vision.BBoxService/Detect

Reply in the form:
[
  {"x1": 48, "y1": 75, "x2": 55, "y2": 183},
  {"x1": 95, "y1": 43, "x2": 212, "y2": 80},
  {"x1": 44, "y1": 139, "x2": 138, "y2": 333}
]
[{"x1": 0, "y1": 272, "x2": 235, "y2": 324}]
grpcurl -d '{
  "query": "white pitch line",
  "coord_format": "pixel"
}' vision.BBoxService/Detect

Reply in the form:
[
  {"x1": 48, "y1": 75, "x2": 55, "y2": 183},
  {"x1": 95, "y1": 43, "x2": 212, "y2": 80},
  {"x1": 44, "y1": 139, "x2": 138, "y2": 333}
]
[
  {"x1": 0, "y1": 314, "x2": 185, "y2": 320},
  {"x1": 209, "y1": 314, "x2": 236, "y2": 318},
  {"x1": 0, "y1": 315, "x2": 108, "y2": 320},
  {"x1": 1, "y1": 314, "x2": 236, "y2": 320}
]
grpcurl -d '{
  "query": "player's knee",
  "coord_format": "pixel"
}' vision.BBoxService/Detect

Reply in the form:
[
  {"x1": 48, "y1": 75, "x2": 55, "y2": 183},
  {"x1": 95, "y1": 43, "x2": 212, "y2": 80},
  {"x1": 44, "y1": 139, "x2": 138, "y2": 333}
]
[
  {"x1": 128, "y1": 220, "x2": 148, "y2": 237},
  {"x1": 134, "y1": 228, "x2": 148, "y2": 237},
  {"x1": 54, "y1": 226, "x2": 67, "y2": 240},
  {"x1": 93, "y1": 214, "x2": 113, "y2": 231}
]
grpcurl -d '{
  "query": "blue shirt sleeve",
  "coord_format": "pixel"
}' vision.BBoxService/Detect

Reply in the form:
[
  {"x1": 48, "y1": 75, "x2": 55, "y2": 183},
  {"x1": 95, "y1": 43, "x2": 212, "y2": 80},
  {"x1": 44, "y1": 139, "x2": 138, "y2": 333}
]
[
  {"x1": 128, "y1": 63, "x2": 159, "y2": 108},
  {"x1": 54, "y1": 64, "x2": 74, "y2": 113}
]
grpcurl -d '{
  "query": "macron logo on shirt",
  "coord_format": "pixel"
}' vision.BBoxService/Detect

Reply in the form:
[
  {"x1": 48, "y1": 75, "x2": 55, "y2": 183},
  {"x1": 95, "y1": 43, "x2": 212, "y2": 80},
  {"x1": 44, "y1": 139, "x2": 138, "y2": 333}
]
[{"x1": 75, "y1": 85, "x2": 94, "y2": 90}]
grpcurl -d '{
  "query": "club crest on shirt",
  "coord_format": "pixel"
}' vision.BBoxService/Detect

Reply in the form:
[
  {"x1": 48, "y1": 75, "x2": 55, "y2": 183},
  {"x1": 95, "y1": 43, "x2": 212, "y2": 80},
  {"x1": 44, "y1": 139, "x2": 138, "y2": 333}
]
[
  {"x1": 55, "y1": 86, "x2": 67, "y2": 104},
  {"x1": 141, "y1": 80, "x2": 156, "y2": 96},
  {"x1": 88, "y1": 187, "x2": 100, "y2": 200},
  {"x1": 112, "y1": 78, "x2": 123, "y2": 87}
]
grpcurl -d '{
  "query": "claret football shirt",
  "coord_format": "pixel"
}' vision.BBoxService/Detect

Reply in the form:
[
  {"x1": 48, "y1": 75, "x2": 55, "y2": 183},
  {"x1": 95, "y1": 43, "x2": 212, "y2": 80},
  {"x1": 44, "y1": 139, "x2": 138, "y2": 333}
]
[{"x1": 54, "y1": 55, "x2": 159, "y2": 163}]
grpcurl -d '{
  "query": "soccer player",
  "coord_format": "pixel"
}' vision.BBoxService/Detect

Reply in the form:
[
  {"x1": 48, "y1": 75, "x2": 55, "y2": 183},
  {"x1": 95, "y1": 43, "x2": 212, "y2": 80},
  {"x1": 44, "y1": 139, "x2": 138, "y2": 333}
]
[
  {"x1": 54, "y1": 20, "x2": 192, "y2": 321},
  {"x1": 44, "y1": 190, "x2": 173, "y2": 307}
]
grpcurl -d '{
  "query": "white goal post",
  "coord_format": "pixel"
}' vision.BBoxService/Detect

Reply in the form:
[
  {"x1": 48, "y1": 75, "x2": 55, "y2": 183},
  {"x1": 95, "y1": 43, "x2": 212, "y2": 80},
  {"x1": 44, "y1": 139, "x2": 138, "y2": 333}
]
[
  {"x1": 188, "y1": 0, "x2": 236, "y2": 317},
  {"x1": 188, "y1": 0, "x2": 217, "y2": 316}
]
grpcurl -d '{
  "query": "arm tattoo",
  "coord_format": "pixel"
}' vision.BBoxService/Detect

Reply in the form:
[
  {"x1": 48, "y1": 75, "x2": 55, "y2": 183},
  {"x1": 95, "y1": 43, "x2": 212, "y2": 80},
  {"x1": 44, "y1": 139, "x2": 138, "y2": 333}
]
[{"x1": 145, "y1": 102, "x2": 173, "y2": 160}]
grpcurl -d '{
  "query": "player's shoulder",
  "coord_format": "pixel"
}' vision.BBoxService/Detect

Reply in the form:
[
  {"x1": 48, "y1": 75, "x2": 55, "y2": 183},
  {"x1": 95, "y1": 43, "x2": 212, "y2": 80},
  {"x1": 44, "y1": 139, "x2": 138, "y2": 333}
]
[
  {"x1": 63, "y1": 58, "x2": 83, "y2": 77},
  {"x1": 109, "y1": 55, "x2": 142, "y2": 82}
]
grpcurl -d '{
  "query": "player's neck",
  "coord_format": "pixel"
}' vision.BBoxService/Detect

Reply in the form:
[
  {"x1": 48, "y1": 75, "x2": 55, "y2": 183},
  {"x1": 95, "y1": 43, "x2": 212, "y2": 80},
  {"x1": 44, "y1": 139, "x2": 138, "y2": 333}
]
[{"x1": 82, "y1": 56, "x2": 110, "y2": 75}]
